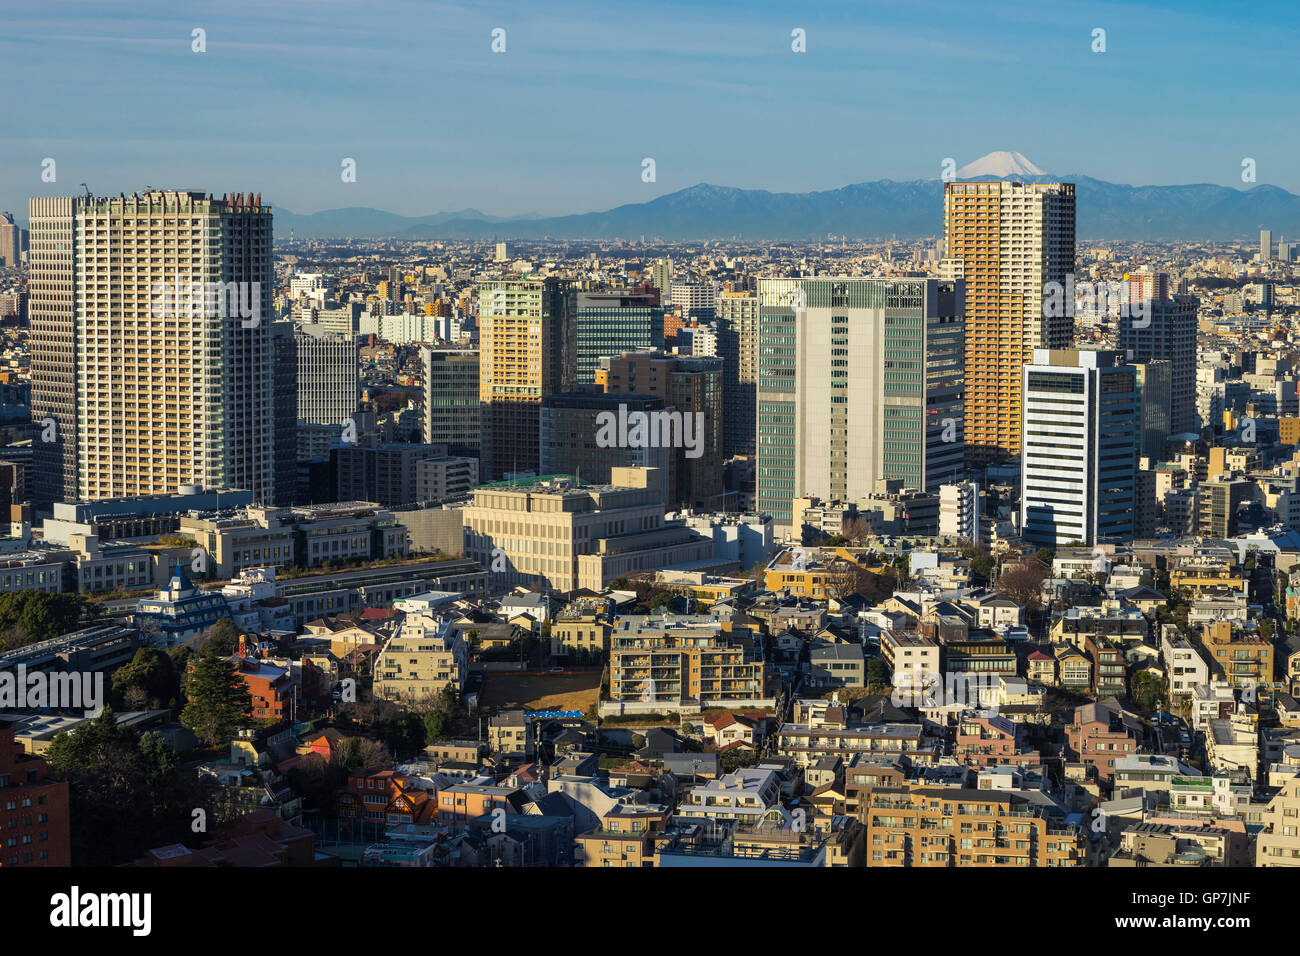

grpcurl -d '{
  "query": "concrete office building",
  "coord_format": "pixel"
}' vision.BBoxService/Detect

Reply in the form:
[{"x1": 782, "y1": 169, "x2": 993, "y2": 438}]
[
  {"x1": 0, "y1": 212, "x2": 23, "y2": 267},
  {"x1": 942, "y1": 180, "x2": 1076, "y2": 464},
  {"x1": 1134, "y1": 361, "x2": 1173, "y2": 459},
  {"x1": 462, "y1": 468, "x2": 714, "y2": 593},
  {"x1": 539, "y1": 392, "x2": 672, "y2": 496},
  {"x1": 295, "y1": 323, "x2": 358, "y2": 426},
  {"x1": 420, "y1": 346, "x2": 480, "y2": 457},
  {"x1": 670, "y1": 280, "x2": 716, "y2": 324},
  {"x1": 755, "y1": 277, "x2": 965, "y2": 530},
  {"x1": 289, "y1": 272, "x2": 328, "y2": 299},
  {"x1": 414, "y1": 456, "x2": 479, "y2": 502},
  {"x1": 1021, "y1": 349, "x2": 1138, "y2": 547},
  {"x1": 335, "y1": 442, "x2": 450, "y2": 509},
  {"x1": 717, "y1": 291, "x2": 759, "y2": 457},
  {"x1": 268, "y1": 321, "x2": 299, "y2": 505},
  {"x1": 598, "y1": 351, "x2": 724, "y2": 510},
  {"x1": 574, "y1": 291, "x2": 664, "y2": 385},
  {"x1": 1117, "y1": 288, "x2": 1197, "y2": 435}
]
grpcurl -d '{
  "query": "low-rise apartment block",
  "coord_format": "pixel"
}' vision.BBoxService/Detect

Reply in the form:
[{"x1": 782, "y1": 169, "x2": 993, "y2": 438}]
[
  {"x1": 604, "y1": 613, "x2": 768, "y2": 715},
  {"x1": 859, "y1": 785, "x2": 1083, "y2": 867},
  {"x1": 373, "y1": 613, "x2": 467, "y2": 705}
]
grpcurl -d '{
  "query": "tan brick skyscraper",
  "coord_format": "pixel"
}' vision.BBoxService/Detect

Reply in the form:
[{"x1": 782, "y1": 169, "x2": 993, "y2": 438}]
[{"x1": 942, "y1": 181, "x2": 1075, "y2": 465}]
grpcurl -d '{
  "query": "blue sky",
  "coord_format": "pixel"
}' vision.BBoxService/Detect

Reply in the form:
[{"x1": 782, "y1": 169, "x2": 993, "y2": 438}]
[{"x1": 2, "y1": 0, "x2": 1297, "y2": 220}]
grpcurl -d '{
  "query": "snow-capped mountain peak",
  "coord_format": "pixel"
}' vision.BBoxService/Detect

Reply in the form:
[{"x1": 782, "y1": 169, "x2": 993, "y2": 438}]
[{"x1": 955, "y1": 151, "x2": 1046, "y2": 179}]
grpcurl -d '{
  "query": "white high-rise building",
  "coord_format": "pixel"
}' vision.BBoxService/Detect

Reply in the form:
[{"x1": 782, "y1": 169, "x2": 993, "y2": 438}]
[
  {"x1": 939, "y1": 481, "x2": 981, "y2": 542},
  {"x1": 1021, "y1": 349, "x2": 1138, "y2": 547},
  {"x1": 295, "y1": 323, "x2": 358, "y2": 426},
  {"x1": 30, "y1": 190, "x2": 273, "y2": 504},
  {"x1": 677, "y1": 323, "x2": 718, "y2": 357},
  {"x1": 670, "y1": 280, "x2": 717, "y2": 323},
  {"x1": 290, "y1": 272, "x2": 328, "y2": 299}
]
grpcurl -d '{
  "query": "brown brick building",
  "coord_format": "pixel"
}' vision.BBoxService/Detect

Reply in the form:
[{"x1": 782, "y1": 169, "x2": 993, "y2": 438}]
[
  {"x1": 0, "y1": 722, "x2": 71, "y2": 866},
  {"x1": 1065, "y1": 700, "x2": 1144, "y2": 783}
]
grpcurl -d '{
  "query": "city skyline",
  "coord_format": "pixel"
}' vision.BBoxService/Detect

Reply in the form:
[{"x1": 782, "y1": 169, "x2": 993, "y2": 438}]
[{"x1": 7, "y1": 0, "x2": 1300, "y2": 896}]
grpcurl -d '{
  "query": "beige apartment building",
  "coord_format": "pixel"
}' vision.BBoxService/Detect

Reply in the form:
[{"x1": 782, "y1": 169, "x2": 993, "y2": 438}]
[
  {"x1": 606, "y1": 614, "x2": 768, "y2": 714},
  {"x1": 552, "y1": 598, "x2": 614, "y2": 658},
  {"x1": 373, "y1": 612, "x2": 467, "y2": 704},
  {"x1": 942, "y1": 180, "x2": 1075, "y2": 464},
  {"x1": 1257, "y1": 772, "x2": 1300, "y2": 866},
  {"x1": 860, "y1": 784, "x2": 1084, "y2": 867},
  {"x1": 29, "y1": 190, "x2": 274, "y2": 506}
]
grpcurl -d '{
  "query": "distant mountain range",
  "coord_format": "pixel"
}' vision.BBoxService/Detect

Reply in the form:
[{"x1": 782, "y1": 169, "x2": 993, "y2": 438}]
[{"x1": 272, "y1": 152, "x2": 1300, "y2": 242}]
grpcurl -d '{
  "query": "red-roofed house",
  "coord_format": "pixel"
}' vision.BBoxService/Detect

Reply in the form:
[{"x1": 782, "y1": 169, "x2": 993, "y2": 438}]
[
  {"x1": 705, "y1": 713, "x2": 762, "y2": 751},
  {"x1": 307, "y1": 729, "x2": 346, "y2": 761},
  {"x1": 1026, "y1": 650, "x2": 1057, "y2": 687}
]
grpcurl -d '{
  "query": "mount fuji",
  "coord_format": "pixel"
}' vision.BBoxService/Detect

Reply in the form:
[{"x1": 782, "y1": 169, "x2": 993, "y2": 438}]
[{"x1": 955, "y1": 151, "x2": 1047, "y2": 179}]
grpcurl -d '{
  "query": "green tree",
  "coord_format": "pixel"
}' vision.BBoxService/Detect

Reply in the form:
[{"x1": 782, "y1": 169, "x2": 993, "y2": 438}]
[
  {"x1": 423, "y1": 709, "x2": 448, "y2": 743},
  {"x1": 962, "y1": 545, "x2": 995, "y2": 583},
  {"x1": 194, "y1": 618, "x2": 243, "y2": 658},
  {"x1": 648, "y1": 590, "x2": 675, "y2": 611},
  {"x1": 865, "y1": 657, "x2": 890, "y2": 693},
  {"x1": 112, "y1": 647, "x2": 182, "y2": 711},
  {"x1": 0, "y1": 591, "x2": 87, "y2": 651},
  {"x1": 45, "y1": 713, "x2": 189, "y2": 865},
  {"x1": 720, "y1": 749, "x2": 760, "y2": 773},
  {"x1": 380, "y1": 711, "x2": 426, "y2": 758},
  {"x1": 1130, "y1": 671, "x2": 1169, "y2": 715},
  {"x1": 181, "y1": 655, "x2": 253, "y2": 747}
]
